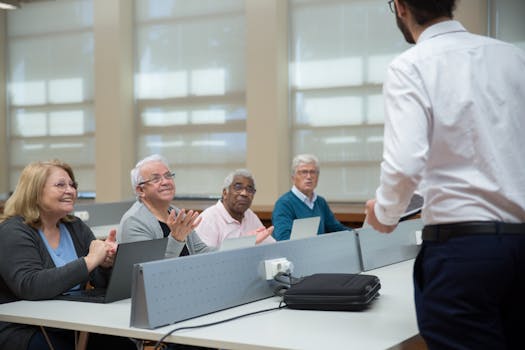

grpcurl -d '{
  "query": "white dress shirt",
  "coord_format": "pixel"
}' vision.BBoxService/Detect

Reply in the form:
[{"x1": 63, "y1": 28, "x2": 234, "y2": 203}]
[
  {"x1": 375, "y1": 20, "x2": 525, "y2": 225},
  {"x1": 292, "y1": 185, "x2": 318, "y2": 210}
]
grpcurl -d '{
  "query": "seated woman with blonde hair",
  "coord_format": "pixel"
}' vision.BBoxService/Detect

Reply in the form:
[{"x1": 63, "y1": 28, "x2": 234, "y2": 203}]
[{"x1": 0, "y1": 160, "x2": 135, "y2": 350}]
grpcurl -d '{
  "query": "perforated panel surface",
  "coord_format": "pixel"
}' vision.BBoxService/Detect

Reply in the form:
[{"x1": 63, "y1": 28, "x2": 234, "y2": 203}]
[{"x1": 131, "y1": 230, "x2": 360, "y2": 329}]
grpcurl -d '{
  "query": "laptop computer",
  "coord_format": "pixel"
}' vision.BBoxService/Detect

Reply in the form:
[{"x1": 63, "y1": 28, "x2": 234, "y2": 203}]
[
  {"x1": 219, "y1": 235, "x2": 257, "y2": 251},
  {"x1": 290, "y1": 216, "x2": 321, "y2": 240},
  {"x1": 56, "y1": 237, "x2": 168, "y2": 303}
]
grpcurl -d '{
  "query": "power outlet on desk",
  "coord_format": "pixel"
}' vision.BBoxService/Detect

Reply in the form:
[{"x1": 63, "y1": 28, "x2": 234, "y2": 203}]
[
  {"x1": 263, "y1": 258, "x2": 293, "y2": 280},
  {"x1": 74, "y1": 210, "x2": 90, "y2": 222}
]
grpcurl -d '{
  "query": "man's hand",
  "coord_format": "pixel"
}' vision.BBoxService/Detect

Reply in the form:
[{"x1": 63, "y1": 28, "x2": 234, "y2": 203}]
[
  {"x1": 254, "y1": 226, "x2": 275, "y2": 244},
  {"x1": 167, "y1": 208, "x2": 202, "y2": 242},
  {"x1": 365, "y1": 199, "x2": 397, "y2": 234}
]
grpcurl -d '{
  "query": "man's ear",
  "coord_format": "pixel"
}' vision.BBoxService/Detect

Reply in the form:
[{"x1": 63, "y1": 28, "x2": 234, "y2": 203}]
[
  {"x1": 394, "y1": 0, "x2": 408, "y2": 17},
  {"x1": 136, "y1": 185, "x2": 145, "y2": 198},
  {"x1": 221, "y1": 188, "x2": 227, "y2": 200}
]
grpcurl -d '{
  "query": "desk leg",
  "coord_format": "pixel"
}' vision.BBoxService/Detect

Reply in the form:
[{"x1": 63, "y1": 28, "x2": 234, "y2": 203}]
[{"x1": 75, "y1": 331, "x2": 89, "y2": 350}]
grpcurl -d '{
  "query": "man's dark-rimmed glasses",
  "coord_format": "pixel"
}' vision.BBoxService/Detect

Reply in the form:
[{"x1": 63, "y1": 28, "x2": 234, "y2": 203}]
[
  {"x1": 388, "y1": 0, "x2": 395, "y2": 13},
  {"x1": 139, "y1": 171, "x2": 175, "y2": 186}
]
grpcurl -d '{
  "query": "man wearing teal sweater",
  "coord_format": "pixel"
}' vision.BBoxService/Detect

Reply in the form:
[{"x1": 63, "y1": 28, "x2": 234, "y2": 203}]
[{"x1": 272, "y1": 154, "x2": 350, "y2": 241}]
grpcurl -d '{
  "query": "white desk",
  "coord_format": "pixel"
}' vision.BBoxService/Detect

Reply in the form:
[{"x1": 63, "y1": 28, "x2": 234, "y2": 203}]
[{"x1": 0, "y1": 260, "x2": 418, "y2": 350}]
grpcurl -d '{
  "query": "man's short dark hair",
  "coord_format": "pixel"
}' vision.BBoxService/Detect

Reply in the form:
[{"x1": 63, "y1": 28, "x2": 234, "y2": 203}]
[{"x1": 401, "y1": 0, "x2": 457, "y2": 25}]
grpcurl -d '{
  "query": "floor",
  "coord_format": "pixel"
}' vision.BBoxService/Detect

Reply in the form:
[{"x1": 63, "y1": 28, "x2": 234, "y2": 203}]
[{"x1": 387, "y1": 334, "x2": 428, "y2": 350}]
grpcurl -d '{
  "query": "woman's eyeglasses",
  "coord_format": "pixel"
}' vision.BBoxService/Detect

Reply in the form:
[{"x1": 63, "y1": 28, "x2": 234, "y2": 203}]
[{"x1": 53, "y1": 181, "x2": 78, "y2": 191}]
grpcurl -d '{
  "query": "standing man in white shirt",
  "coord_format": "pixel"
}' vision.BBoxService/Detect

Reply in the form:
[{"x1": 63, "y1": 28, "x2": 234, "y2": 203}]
[{"x1": 365, "y1": 0, "x2": 525, "y2": 349}]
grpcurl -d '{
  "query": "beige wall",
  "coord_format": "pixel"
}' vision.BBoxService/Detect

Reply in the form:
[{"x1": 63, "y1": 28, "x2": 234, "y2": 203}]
[
  {"x1": 456, "y1": 0, "x2": 488, "y2": 35},
  {"x1": 93, "y1": 0, "x2": 135, "y2": 202},
  {"x1": 0, "y1": 0, "x2": 491, "y2": 205},
  {"x1": 245, "y1": 0, "x2": 290, "y2": 206}
]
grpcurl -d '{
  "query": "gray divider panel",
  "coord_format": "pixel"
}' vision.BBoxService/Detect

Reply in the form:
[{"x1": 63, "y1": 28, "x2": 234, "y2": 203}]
[
  {"x1": 357, "y1": 218, "x2": 423, "y2": 271},
  {"x1": 73, "y1": 200, "x2": 134, "y2": 226},
  {"x1": 130, "y1": 230, "x2": 359, "y2": 329}
]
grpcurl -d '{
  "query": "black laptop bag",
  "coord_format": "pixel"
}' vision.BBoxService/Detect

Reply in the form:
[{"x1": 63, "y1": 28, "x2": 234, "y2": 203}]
[{"x1": 280, "y1": 273, "x2": 381, "y2": 311}]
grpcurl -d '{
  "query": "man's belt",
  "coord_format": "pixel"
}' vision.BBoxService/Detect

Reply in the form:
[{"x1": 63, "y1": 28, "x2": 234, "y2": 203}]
[{"x1": 422, "y1": 221, "x2": 525, "y2": 242}]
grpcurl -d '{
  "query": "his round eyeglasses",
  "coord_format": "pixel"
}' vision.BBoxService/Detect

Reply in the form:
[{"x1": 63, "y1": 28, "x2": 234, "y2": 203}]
[
  {"x1": 296, "y1": 169, "x2": 319, "y2": 177},
  {"x1": 231, "y1": 183, "x2": 256, "y2": 195},
  {"x1": 139, "y1": 171, "x2": 175, "y2": 186},
  {"x1": 388, "y1": 0, "x2": 395, "y2": 13}
]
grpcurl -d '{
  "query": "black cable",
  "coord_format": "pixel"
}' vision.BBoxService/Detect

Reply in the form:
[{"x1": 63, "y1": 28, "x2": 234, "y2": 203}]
[
  {"x1": 153, "y1": 302, "x2": 287, "y2": 350},
  {"x1": 273, "y1": 271, "x2": 302, "y2": 286}
]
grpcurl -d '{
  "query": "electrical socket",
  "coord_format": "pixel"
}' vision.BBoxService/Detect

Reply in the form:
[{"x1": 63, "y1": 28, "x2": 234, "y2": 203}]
[
  {"x1": 264, "y1": 258, "x2": 292, "y2": 280},
  {"x1": 74, "y1": 210, "x2": 90, "y2": 222},
  {"x1": 414, "y1": 230, "x2": 422, "y2": 245}
]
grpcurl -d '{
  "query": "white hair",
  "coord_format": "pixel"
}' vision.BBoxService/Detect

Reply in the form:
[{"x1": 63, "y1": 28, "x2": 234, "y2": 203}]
[
  {"x1": 223, "y1": 169, "x2": 255, "y2": 192},
  {"x1": 291, "y1": 154, "x2": 320, "y2": 174},
  {"x1": 130, "y1": 154, "x2": 170, "y2": 193}
]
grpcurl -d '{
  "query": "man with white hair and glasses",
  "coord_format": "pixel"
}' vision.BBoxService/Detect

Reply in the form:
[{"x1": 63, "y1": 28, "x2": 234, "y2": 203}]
[
  {"x1": 272, "y1": 154, "x2": 350, "y2": 241},
  {"x1": 118, "y1": 154, "x2": 214, "y2": 258}
]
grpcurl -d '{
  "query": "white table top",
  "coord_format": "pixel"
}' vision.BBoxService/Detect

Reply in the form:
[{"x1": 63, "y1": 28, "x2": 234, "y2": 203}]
[{"x1": 0, "y1": 260, "x2": 418, "y2": 350}]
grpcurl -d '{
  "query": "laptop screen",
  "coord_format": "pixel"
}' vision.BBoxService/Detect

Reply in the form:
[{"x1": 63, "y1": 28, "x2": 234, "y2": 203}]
[
  {"x1": 290, "y1": 216, "x2": 321, "y2": 240},
  {"x1": 219, "y1": 235, "x2": 256, "y2": 251},
  {"x1": 56, "y1": 237, "x2": 168, "y2": 303}
]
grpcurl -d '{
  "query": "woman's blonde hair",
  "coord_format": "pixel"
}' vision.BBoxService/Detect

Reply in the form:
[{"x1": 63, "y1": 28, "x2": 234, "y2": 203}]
[{"x1": 0, "y1": 160, "x2": 77, "y2": 228}]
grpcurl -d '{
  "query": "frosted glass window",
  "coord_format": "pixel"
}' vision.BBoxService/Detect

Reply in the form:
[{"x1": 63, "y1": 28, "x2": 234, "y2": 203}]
[
  {"x1": 139, "y1": 132, "x2": 245, "y2": 165},
  {"x1": 192, "y1": 110, "x2": 226, "y2": 124},
  {"x1": 7, "y1": 0, "x2": 95, "y2": 193},
  {"x1": 315, "y1": 165, "x2": 381, "y2": 201},
  {"x1": 8, "y1": 0, "x2": 92, "y2": 36},
  {"x1": 13, "y1": 112, "x2": 47, "y2": 137},
  {"x1": 135, "y1": 72, "x2": 189, "y2": 99},
  {"x1": 141, "y1": 105, "x2": 243, "y2": 127},
  {"x1": 303, "y1": 96, "x2": 364, "y2": 126},
  {"x1": 135, "y1": 0, "x2": 244, "y2": 21},
  {"x1": 290, "y1": 0, "x2": 410, "y2": 201},
  {"x1": 49, "y1": 78, "x2": 84, "y2": 104},
  {"x1": 191, "y1": 69, "x2": 226, "y2": 95},
  {"x1": 49, "y1": 111, "x2": 85, "y2": 136},
  {"x1": 367, "y1": 95, "x2": 385, "y2": 124},
  {"x1": 10, "y1": 138, "x2": 95, "y2": 168},
  {"x1": 9, "y1": 34, "x2": 95, "y2": 103},
  {"x1": 142, "y1": 110, "x2": 189, "y2": 126},
  {"x1": 10, "y1": 81, "x2": 46, "y2": 106},
  {"x1": 292, "y1": 58, "x2": 364, "y2": 89},
  {"x1": 368, "y1": 54, "x2": 398, "y2": 84},
  {"x1": 135, "y1": 0, "x2": 246, "y2": 197},
  {"x1": 136, "y1": 15, "x2": 245, "y2": 95}
]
